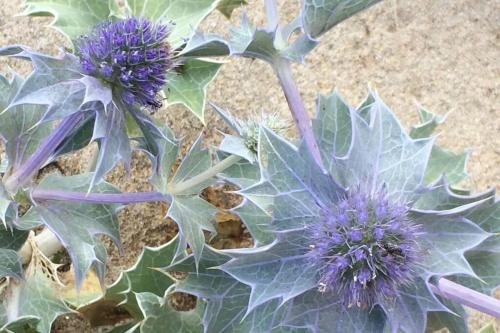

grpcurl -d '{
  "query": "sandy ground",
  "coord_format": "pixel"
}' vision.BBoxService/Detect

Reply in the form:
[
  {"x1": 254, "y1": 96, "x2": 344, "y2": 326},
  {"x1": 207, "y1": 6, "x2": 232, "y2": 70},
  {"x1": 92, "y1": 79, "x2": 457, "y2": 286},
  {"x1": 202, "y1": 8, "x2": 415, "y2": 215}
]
[{"x1": 0, "y1": 0, "x2": 499, "y2": 332}]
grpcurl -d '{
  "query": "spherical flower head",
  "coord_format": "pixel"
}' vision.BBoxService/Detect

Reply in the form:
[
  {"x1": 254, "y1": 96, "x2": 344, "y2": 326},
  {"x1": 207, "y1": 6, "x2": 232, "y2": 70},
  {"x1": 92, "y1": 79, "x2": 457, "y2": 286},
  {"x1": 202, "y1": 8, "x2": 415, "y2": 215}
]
[
  {"x1": 241, "y1": 113, "x2": 291, "y2": 153},
  {"x1": 308, "y1": 186, "x2": 421, "y2": 308},
  {"x1": 77, "y1": 17, "x2": 173, "y2": 109}
]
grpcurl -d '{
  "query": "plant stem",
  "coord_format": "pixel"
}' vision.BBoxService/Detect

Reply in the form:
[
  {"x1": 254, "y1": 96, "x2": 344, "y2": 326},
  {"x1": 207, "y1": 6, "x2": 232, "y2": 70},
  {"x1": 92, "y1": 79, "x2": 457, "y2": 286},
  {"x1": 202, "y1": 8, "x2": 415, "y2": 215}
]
[
  {"x1": 31, "y1": 189, "x2": 169, "y2": 205},
  {"x1": 169, "y1": 154, "x2": 241, "y2": 195},
  {"x1": 431, "y1": 278, "x2": 500, "y2": 318},
  {"x1": 4, "y1": 112, "x2": 84, "y2": 193},
  {"x1": 264, "y1": 0, "x2": 279, "y2": 29},
  {"x1": 274, "y1": 59, "x2": 325, "y2": 172},
  {"x1": 18, "y1": 229, "x2": 61, "y2": 265}
]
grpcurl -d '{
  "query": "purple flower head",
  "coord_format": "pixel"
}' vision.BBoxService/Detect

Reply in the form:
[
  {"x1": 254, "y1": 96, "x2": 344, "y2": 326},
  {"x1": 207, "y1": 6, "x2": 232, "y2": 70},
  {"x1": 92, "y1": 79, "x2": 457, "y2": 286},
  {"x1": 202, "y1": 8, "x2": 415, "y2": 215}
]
[
  {"x1": 77, "y1": 17, "x2": 173, "y2": 109},
  {"x1": 308, "y1": 187, "x2": 421, "y2": 308}
]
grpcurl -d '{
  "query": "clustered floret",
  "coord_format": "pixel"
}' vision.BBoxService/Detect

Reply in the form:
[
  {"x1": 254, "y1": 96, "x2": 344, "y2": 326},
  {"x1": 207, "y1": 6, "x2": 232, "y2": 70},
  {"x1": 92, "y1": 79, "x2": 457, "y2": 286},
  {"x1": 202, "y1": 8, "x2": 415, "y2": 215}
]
[
  {"x1": 77, "y1": 17, "x2": 173, "y2": 109},
  {"x1": 308, "y1": 187, "x2": 421, "y2": 308},
  {"x1": 241, "y1": 113, "x2": 290, "y2": 153}
]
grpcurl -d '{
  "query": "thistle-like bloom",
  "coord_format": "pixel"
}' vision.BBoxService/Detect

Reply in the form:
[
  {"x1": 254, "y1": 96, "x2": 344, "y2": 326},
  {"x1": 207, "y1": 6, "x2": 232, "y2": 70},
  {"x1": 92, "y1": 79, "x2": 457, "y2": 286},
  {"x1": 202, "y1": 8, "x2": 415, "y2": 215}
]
[
  {"x1": 77, "y1": 17, "x2": 173, "y2": 109},
  {"x1": 308, "y1": 187, "x2": 420, "y2": 308},
  {"x1": 241, "y1": 113, "x2": 291, "y2": 153},
  {"x1": 215, "y1": 92, "x2": 495, "y2": 333}
]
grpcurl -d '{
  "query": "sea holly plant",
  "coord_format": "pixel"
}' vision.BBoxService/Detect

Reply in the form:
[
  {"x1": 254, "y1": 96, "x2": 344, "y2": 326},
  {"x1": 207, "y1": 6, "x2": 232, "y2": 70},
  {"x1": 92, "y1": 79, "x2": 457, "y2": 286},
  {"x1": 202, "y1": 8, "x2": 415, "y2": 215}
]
[{"x1": 0, "y1": 0, "x2": 499, "y2": 333}]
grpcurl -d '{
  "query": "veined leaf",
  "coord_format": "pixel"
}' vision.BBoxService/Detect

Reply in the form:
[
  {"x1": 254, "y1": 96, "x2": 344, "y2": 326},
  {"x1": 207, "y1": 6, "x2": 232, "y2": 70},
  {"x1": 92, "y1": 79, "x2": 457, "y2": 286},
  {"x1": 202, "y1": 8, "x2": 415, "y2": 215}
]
[
  {"x1": 410, "y1": 106, "x2": 468, "y2": 186},
  {"x1": 426, "y1": 296, "x2": 468, "y2": 333},
  {"x1": 0, "y1": 72, "x2": 51, "y2": 174},
  {"x1": 217, "y1": 0, "x2": 247, "y2": 19},
  {"x1": 179, "y1": 32, "x2": 230, "y2": 58},
  {"x1": 314, "y1": 90, "x2": 434, "y2": 202},
  {"x1": 230, "y1": 15, "x2": 318, "y2": 64},
  {"x1": 221, "y1": 232, "x2": 318, "y2": 311},
  {"x1": 4, "y1": 266, "x2": 72, "y2": 333},
  {"x1": 0, "y1": 250, "x2": 23, "y2": 280},
  {"x1": 281, "y1": 289, "x2": 386, "y2": 333},
  {"x1": 301, "y1": 0, "x2": 382, "y2": 39},
  {"x1": 169, "y1": 246, "x2": 284, "y2": 333},
  {"x1": 105, "y1": 236, "x2": 179, "y2": 318},
  {"x1": 21, "y1": 0, "x2": 113, "y2": 42},
  {"x1": 0, "y1": 312, "x2": 39, "y2": 333},
  {"x1": 32, "y1": 172, "x2": 122, "y2": 287},
  {"x1": 165, "y1": 59, "x2": 222, "y2": 123},
  {"x1": 125, "y1": 0, "x2": 218, "y2": 49},
  {"x1": 382, "y1": 278, "x2": 448, "y2": 333},
  {"x1": 135, "y1": 292, "x2": 203, "y2": 333},
  {"x1": 0, "y1": 222, "x2": 27, "y2": 279}
]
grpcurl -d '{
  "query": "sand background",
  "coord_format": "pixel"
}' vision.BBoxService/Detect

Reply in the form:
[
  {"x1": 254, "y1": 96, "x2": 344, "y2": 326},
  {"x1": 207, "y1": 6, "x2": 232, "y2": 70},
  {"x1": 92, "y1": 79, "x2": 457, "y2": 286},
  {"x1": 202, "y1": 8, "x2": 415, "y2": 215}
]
[{"x1": 0, "y1": 0, "x2": 499, "y2": 331}]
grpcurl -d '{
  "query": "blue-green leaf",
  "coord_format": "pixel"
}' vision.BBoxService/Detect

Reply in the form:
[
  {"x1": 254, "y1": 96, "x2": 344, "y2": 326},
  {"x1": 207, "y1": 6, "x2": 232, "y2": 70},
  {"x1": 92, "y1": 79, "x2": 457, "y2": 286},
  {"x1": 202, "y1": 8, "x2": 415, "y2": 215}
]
[
  {"x1": 169, "y1": 246, "x2": 284, "y2": 333},
  {"x1": 125, "y1": 0, "x2": 218, "y2": 49},
  {"x1": 301, "y1": 0, "x2": 382, "y2": 39},
  {"x1": 4, "y1": 266, "x2": 72, "y2": 333},
  {"x1": 21, "y1": 0, "x2": 113, "y2": 42},
  {"x1": 313, "y1": 90, "x2": 434, "y2": 202},
  {"x1": 281, "y1": 289, "x2": 385, "y2": 333},
  {"x1": 382, "y1": 278, "x2": 447, "y2": 333},
  {"x1": 105, "y1": 236, "x2": 179, "y2": 318},
  {"x1": 32, "y1": 173, "x2": 122, "y2": 287},
  {"x1": 165, "y1": 59, "x2": 222, "y2": 123},
  {"x1": 135, "y1": 292, "x2": 203, "y2": 333},
  {"x1": 221, "y1": 232, "x2": 318, "y2": 311},
  {"x1": 217, "y1": 0, "x2": 247, "y2": 19}
]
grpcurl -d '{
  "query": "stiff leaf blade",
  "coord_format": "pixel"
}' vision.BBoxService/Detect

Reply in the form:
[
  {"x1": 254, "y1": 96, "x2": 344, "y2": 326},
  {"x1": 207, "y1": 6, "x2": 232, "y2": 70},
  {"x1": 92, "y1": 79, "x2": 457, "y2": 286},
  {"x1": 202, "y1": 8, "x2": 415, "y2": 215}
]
[
  {"x1": 301, "y1": 0, "x2": 382, "y2": 38},
  {"x1": 126, "y1": 0, "x2": 218, "y2": 49},
  {"x1": 32, "y1": 173, "x2": 122, "y2": 287},
  {"x1": 135, "y1": 292, "x2": 203, "y2": 333},
  {"x1": 165, "y1": 59, "x2": 222, "y2": 123},
  {"x1": 106, "y1": 236, "x2": 178, "y2": 318},
  {"x1": 22, "y1": 0, "x2": 113, "y2": 42}
]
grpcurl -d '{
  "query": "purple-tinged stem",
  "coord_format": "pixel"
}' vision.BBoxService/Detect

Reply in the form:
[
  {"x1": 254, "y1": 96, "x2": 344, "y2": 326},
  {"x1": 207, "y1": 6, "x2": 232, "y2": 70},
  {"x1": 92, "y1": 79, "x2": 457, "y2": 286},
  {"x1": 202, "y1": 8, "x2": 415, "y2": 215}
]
[
  {"x1": 32, "y1": 189, "x2": 169, "y2": 205},
  {"x1": 274, "y1": 59, "x2": 325, "y2": 172},
  {"x1": 431, "y1": 278, "x2": 500, "y2": 318},
  {"x1": 4, "y1": 112, "x2": 84, "y2": 193}
]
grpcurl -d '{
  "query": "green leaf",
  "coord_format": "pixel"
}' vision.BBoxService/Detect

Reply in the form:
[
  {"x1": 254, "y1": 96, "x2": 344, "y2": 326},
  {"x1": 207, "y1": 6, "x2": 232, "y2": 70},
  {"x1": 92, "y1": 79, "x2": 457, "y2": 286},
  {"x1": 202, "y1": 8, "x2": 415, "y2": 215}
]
[
  {"x1": 167, "y1": 196, "x2": 215, "y2": 264},
  {"x1": 409, "y1": 106, "x2": 468, "y2": 186},
  {"x1": 134, "y1": 292, "x2": 203, "y2": 333},
  {"x1": 478, "y1": 324, "x2": 497, "y2": 333},
  {"x1": 424, "y1": 146, "x2": 468, "y2": 186},
  {"x1": 409, "y1": 106, "x2": 447, "y2": 140},
  {"x1": 281, "y1": 289, "x2": 386, "y2": 333},
  {"x1": 106, "y1": 236, "x2": 179, "y2": 318},
  {"x1": 0, "y1": 46, "x2": 105, "y2": 123},
  {"x1": 5, "y1": 267, "x2": 72, "y2": 333},
  {"x1": 32, "y1": 172, "x2": 122, "y2": 287},
  {"x1": 125, "y1": 0, "x2": 218, "y2": 49},
  {"x1": 169, "y1": 247, "x2": 284, "y2": 333},
  {"x1": 0, "y1": 314, "x2": 39, "y2": 333},
  {"x1": 165, "y1": 59, "x2": 222, "y2": 123},
  {"x1": 313, "y1": 90, "x2": 434, "y2": 202},
  {"x1": 414, "y1": 213, "x2": 489, "y2": 276},
  {"x1": 301, "y1": 0, "x2": 382, "y2": 38},
  {"x1": 0, "y1": 250, "x2": 23, "y2": 280},
  {"x1": 230, "y1": 15, "x2": 318, "y2": 64},
  {"x1": 0, "y1": 221, "x2": 27, "y2": 280},
  {"x1": 426, "y1": 297, "x2": 467, "y2": 333},
  {"x1": 0, "y1": 184, "x2": 17, "y2": 228},
  {"x1": 21, "y1": 0, "x2": 113, "y2": 42},
  {"x1": 382, "y1": 278, "x2": 447, "y2": 333},
  {"x1": 221, "y1": 232, "x2": 318, "y2": 311},
  {"x1": 179, "y1": 32, "x2": 230, "y2": 58},
  {"x1": 217, "y1": 0, "x2": 247, "y2": 18},
  {"x1": 312, "y1": 91, "x2": 353, "y2": 163},
  {"x1": 0, "y1": 76, "x2": 51, "y2": 172}
]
